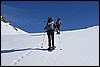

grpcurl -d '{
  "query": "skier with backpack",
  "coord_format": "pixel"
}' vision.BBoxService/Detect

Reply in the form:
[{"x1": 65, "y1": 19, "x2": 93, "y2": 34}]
[
  {"x1": 44, "y1": 17, "x2": 56, "y2": 51},
  {"x1": 56, "y1": 18, "x2": 62, "y2": 34}
]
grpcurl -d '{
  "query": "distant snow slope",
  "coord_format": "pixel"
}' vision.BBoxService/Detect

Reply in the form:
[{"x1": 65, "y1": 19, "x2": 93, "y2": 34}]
[
  {"x1": 1, "y1": 20, "x2": 99, "y2": 66},
  {"x1": 1, "y1": 21, "x2": 28, "y2": 35}
]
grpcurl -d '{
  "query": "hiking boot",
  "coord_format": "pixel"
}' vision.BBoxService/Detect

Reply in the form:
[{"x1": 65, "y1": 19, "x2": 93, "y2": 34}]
[
  {"x1": 48, "y1": 47, "x2": 52, "y2": 51},
  {"x1": 52, "y1": 46, "x2": 56, "y2": 50}
]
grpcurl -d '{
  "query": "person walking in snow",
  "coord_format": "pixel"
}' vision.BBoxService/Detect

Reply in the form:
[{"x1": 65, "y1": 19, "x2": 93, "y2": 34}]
[
  {"x1": 44, "y1": 17, "x2": 56, "y2": 51},
  {"x1": 56, "y1": 18, "x2": 62, "y2": 34}
]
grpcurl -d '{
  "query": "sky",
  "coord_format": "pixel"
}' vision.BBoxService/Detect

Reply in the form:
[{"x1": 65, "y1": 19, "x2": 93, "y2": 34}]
[{"x1": 1, "y1": 1, "x2": 99, "y2": 33}]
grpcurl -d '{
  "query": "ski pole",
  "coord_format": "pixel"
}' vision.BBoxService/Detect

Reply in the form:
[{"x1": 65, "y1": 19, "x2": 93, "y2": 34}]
[
  {"x1": 41, "y1": 21, "x2": 46, "y2": 48},
  {"x1": 61, "y1": 25, "x2": 63, "y2": 34},
  {"x1": 41, "y1": 32, "x2": 46, "y2": 48}
]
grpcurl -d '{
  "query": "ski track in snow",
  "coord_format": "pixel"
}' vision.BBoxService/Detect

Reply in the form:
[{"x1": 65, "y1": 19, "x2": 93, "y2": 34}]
[
  {"x1": 10, "y1": 33, "x2": 63, "y2": 66},
  {"x1": 9, "y1": 37, "x2": 45, "y2": 65},
  {"x1": 9, "y1": 34, "x2": 47, "y2": 66},
  {"x1": 10, "y1": 50, "x2": 33, "y2": 66}
]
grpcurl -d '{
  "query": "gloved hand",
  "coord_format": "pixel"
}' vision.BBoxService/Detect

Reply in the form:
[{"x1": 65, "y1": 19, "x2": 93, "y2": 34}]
[
  {"x1": 60, "y1": 22, "x2": 62, "y2": 25},
  {"x1": 44, "y1": 27, "x2": 47, "y2": 32},
  {"x1": 44, "y1": 30, "x2": 47, "y2": 32}
]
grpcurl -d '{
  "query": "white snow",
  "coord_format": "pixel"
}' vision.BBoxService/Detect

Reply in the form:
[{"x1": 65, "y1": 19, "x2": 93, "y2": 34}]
[
  {"x1": 1, "y1": 20, "x2": 99, "y2": 66},
  {"x1": 1, "y1": 21, "x2": 28, "y2": 35}
]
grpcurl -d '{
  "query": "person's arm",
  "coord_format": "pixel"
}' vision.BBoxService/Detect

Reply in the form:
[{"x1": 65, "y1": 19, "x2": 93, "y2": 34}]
[{"x1": 44, "y1": 22, "x2": 48, "y2": 32}]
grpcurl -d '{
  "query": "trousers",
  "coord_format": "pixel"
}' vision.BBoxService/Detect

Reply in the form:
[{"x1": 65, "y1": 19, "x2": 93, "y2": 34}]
[{"x1": 47, "y1": 30, "x2": 54, "y2": 48}]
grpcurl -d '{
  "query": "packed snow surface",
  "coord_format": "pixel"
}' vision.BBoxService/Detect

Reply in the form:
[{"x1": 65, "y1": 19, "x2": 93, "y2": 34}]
[{"x1": 1, "y1": 21, "x2": 99, "y2": 66}]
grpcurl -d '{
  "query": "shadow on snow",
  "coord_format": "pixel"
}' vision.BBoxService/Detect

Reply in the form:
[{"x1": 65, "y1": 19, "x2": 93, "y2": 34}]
[
  {"x1": 30, "y1": 34, "x2": 46, "y2": 36},
  {"x1": 1, "y1": 48, "x2": 48, "y2": 54}
]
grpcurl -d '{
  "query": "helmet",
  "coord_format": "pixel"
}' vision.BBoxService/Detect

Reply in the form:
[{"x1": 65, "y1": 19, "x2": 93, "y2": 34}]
[
  {"x1": 58, "y1": 18, "x2": 60, "y2": 20},
  {"x1": 48, "y1": 17, "x2": 54, "y2": 22}
]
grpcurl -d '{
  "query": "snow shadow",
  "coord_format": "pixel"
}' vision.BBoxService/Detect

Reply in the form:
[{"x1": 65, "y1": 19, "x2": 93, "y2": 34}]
[
  {"x1": 30, "y1": 34, "x2": 46, "y2": 36},
  {"x1": 33, "y1": 48, "x2": 48, "y2": 51},
  {"x1": 1, "y1": 48, "x2": 48, "y2": 54}
]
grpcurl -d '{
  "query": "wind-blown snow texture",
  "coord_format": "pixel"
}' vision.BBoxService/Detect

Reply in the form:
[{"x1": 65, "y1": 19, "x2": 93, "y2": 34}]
[{"x1": 1, "y1": 21, "x2": 99, "y2": 66}]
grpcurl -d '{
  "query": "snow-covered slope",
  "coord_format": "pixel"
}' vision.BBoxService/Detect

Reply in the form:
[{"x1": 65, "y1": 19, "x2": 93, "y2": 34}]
[
  {"x1": 1, "y1": 21, "x2": 28, "y2": 35},
  {"x1": 1, "y1": 24, "x2": 99, "y2": 66}
]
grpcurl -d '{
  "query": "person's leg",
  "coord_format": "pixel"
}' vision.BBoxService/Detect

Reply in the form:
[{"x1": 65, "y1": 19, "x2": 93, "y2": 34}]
[
  {"x1": 56, "y1": 25, "x2": 59, "y2": 34},
  {"x1": 52, "y1": 31, "x2": 54, "y2": 47},
  {"x1": 47, "y1": 31, "x2": 51, "y2": 49},
  {"x1": 51, "y1": 30, "x2": 55, "y2": 50},
  {"x1": 58, "y1": 25, "x2": 60, "y2": 34}
]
